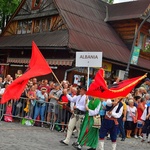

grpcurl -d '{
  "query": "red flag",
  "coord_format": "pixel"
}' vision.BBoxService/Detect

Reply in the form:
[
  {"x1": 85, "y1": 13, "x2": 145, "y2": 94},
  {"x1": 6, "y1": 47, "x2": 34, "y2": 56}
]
[
  {"x1": 1, "y1": 41, "x2": 52, "y2": 104},
  {"x1": 86, "y1": 69, "x2": 147, "y2": 99}
]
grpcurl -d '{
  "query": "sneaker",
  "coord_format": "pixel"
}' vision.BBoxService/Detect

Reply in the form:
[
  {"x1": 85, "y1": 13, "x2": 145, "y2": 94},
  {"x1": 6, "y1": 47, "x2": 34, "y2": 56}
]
[
  {"x1": 138, "y1": 136, "x2": 143, "y2": 139},
  {"x1": 134, "y1": 135, "x2": 138, "y2": 139}
]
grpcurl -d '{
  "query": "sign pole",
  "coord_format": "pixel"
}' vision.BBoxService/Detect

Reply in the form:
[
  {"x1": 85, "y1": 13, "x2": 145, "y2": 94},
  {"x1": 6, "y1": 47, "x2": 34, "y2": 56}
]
[{"x1": 87, "y1": 62, "x2": 90, "y2": 90}]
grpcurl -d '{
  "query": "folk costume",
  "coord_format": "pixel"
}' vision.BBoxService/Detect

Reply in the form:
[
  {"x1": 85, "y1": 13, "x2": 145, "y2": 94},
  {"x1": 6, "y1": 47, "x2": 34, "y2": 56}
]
[
  {"x1": 60, "y1": 86, "x2": 87, "y2": 146},
  {"x1": 99, "y1": 99, "x2": 123, "y2": 150},
  {"x1": 76, "y1": 98, "x2": 101, "y2": 150}
]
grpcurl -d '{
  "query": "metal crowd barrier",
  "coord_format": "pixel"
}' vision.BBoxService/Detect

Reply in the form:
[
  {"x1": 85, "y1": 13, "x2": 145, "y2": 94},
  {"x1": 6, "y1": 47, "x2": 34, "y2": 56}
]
[{"x1": 0, "y1": 97, "x2": 72, "y2": 131}]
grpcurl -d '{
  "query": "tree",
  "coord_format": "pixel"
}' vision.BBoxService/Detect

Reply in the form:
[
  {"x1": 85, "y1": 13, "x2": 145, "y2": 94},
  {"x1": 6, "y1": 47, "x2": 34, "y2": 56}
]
[
  {"x1": 102, "y1": 0, "x2": 114, "y2": 4},
  {"x1": 0, "y1": 0, "x2": 21, "y2": 33}
]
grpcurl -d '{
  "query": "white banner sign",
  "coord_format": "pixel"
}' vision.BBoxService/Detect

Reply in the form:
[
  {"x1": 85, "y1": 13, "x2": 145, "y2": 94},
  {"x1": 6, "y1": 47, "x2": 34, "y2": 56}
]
[{"x1": 76, "y1": 52, "x2": 102, "y2": 67}]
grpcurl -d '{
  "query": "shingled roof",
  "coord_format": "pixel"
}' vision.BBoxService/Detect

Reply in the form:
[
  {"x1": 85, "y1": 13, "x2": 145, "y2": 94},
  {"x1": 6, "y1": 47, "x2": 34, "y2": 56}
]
[
  {"x1": 54, "y1": 0, "x2": 130, "y2": 63},
  {"x1": 0, "y1": 0, "x2": 150, "y2": 71},
  {"x1": 54, "y1": 0, "x2": 150, "y2": 70},
  {"x1": 105, "y1": 0, "x2": 150, "y2": 22}
]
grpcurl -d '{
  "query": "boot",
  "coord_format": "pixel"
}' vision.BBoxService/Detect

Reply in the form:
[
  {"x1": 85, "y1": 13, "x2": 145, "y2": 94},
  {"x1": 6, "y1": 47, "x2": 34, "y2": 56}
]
[
  {"x1": 99, "y1": 141, "x2": 104, "y2": 150},
  {"x1": 112, "y1": 142, "x2": 116, "y2": 150}
]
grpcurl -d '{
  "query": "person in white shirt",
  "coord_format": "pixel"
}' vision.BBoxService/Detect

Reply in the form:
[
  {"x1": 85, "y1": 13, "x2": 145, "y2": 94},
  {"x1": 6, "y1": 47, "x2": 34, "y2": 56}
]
[
  {"x1": 60, "y1": 86, "x2": 87, "y2": 146},
  {"x1": 0, "y1": 82, "x2": 9, "y2": 98},
  {"x1": 141, "y1": 105, "x2": 150, "y2": 143}
]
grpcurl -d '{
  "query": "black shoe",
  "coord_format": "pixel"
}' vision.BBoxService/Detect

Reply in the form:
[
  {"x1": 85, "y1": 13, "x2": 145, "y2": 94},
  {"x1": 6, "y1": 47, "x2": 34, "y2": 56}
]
[
  {"x1": 121, "y1": 138, "x2": 125, "y2": 141},
  {"x1": 87, "y1": 148, "x2": 96, "y2": 150},
  {"x1": 72, "y1": 142, "x2": 79, "y2": 147},
  {"x1": 60, "y1": 140, "x2": 68, "y2": 146}
]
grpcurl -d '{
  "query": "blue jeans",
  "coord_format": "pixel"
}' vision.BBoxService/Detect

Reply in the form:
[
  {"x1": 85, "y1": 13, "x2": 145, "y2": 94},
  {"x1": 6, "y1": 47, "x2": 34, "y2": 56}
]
[
  {"x1": 117, "y1": 116, "x2": 125, "y2": 138},
  {"x1": 33, "y1": 105, "x2": 46, "y2": 121}
]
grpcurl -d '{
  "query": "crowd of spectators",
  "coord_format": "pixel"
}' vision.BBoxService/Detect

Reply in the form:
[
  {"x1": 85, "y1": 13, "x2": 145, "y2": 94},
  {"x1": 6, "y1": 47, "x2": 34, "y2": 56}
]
[{"x1": 0, "y1": 72, "x2": 150, "y2": 143}]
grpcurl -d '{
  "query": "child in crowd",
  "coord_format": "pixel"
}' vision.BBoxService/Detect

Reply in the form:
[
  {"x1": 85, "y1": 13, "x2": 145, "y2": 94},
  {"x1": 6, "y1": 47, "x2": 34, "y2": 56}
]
[{"x1": 4, "y1": 101, "x2": 13, "y2": 122}]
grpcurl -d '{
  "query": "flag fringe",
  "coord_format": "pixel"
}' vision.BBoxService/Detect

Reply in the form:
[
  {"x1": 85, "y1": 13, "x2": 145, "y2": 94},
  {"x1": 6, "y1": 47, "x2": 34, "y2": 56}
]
[{"x1": 109, "y1": 74, "x2": 147, "y2": 93}]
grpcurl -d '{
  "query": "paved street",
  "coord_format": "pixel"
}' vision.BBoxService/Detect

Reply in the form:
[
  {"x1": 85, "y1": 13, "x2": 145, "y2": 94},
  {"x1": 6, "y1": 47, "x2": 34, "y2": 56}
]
[{"x1": 0, "y1": 121, "x2": 149, "y2": 150}]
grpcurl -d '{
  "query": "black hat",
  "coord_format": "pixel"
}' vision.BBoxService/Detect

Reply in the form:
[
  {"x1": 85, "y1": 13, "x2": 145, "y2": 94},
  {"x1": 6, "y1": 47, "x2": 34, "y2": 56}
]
[
  {"x1": 134, "y1": 95, "x2": 141, "y2": 100},
  {"x1": 79, "y1": 85, "x2": 87, "y2": 91}
]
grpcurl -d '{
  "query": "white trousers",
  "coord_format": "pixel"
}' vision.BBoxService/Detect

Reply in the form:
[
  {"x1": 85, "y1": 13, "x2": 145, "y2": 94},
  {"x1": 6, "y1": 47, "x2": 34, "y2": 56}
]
[{"x1": 64, "y1": 114, "x2": 84, "y2": 144}]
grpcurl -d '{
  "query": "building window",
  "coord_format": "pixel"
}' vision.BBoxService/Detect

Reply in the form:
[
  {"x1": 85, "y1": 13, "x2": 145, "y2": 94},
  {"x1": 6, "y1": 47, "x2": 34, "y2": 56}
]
[
  {"x1": 138, "y1": 33, "x2": 150, "y2": 52},
  {"x1": 41, "y1": 18, "x2": 51, "y2": 32},
  {"x1": 27, "y1": 20, "x2": 32, "y2": 33},
  {"x1": 138, "y1": 33, "x2": 145, "y2": 49},
  {"x1": 16, "y1": 20, "x2": 32, "y2": 34},
  {"x1": 32, "y1": 0, "x2": 41, "y2": 10},
  {"x1": 16, "y1": 21, "x2": 22, "y2": 34},
  {"x1": 34, "y1": 19, "x2": 40, "y2": 33}
]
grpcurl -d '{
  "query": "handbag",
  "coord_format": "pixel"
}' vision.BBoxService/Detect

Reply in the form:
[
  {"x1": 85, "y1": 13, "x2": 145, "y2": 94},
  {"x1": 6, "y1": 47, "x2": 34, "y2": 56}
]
[
  {"x1": 92, "y1": 114, "x2": 101, "y2": 129},
  {"x1": 129, "y1": 108, "x2": 137, "y2": 123}
]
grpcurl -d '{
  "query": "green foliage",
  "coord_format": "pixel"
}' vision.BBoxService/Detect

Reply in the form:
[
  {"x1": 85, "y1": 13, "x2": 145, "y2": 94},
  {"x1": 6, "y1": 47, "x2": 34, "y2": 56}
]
[
  {"x1": 102, "y1": 0, "x2": 114, "y2": 4},
  {"x1": 0, "y1": 0, "x2": 21, "y2": 32}
]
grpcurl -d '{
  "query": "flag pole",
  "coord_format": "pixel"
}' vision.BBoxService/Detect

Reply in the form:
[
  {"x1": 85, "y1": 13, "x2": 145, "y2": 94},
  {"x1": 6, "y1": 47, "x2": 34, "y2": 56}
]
[{"x1": 52, "y1": 71, "x2": 62, "y2": 88}]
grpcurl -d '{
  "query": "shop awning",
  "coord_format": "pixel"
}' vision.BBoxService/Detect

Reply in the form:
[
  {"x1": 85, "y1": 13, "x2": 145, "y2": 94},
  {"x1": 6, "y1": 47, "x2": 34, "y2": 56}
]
[{"x1": 7, "y1": 58, "x2": 74, "y2": 66}]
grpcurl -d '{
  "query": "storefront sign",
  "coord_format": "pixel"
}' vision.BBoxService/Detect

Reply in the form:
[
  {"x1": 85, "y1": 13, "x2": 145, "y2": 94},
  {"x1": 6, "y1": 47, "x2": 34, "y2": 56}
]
[
  {"x1": 131, "y1": 46, "x2": 140, "y2": 65},
  {"x1": 102, "y1": 62, "x2": 112, "y2": 72},
  {"x1": 76, "y1": 52, "x2": 102, "y2": 67}
]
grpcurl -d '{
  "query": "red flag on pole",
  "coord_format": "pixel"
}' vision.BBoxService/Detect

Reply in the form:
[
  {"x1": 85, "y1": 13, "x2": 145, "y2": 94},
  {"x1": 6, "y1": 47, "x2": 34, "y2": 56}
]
[
  {"x1": 86, "y1": 68, "x2": 147, "y2": 99},
  {"x1": 1, "y1": 41, "x2": 52, "y2": 104}
]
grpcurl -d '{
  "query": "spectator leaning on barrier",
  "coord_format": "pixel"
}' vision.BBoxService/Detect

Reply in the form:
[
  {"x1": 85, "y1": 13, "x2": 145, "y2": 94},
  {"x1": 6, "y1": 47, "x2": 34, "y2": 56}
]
[
  {"x1": 47, "y1": 83, "x2": 62, "y2": 126},
  {"x1": 33, "y1": 87, "x2": 48, "y2": 127},
  {"x1": 26, "y1": 85, "x2": 36, "y2": 118},
  {"x1": 58, "y1": 89, "x2": 69, "y2": 132}
]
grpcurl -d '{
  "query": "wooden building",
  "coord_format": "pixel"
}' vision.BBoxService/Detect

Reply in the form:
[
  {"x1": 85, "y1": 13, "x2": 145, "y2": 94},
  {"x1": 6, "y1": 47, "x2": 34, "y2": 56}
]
[{"x1": 0, "y1": 0, "x2": 150, "y2": 84}]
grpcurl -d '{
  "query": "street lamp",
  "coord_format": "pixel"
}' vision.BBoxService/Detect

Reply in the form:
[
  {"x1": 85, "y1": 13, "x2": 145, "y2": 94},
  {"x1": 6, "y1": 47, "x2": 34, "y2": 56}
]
[{"x1": 124, "y1": 12, "x2": 150, "y2": 79}]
